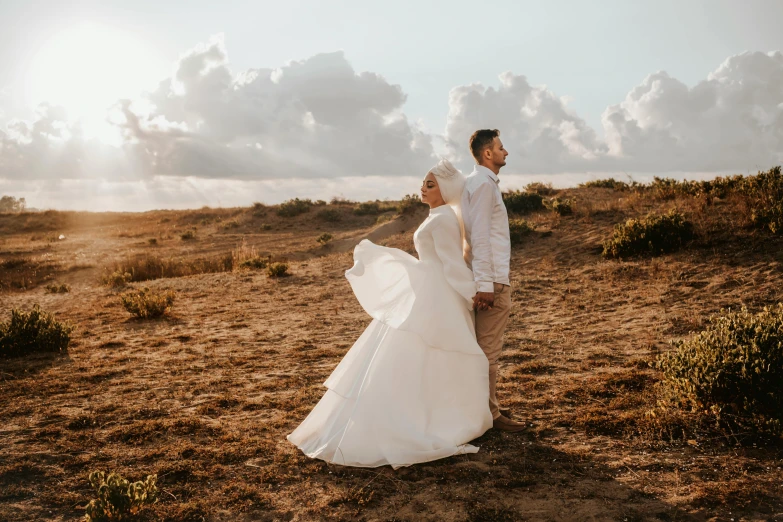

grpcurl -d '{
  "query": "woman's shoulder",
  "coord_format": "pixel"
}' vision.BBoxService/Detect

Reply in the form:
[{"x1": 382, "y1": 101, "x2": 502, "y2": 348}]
[{"x1": 427, "y1": 206, "x2": 460, "y2": 233}]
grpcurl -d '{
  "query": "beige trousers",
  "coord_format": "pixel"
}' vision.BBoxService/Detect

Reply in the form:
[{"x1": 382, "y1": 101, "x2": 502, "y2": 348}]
[{"x1": 475, "y1": 282, "x2": 511, "y2": 419}]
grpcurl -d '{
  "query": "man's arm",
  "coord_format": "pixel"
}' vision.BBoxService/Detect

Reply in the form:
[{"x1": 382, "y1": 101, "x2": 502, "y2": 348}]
[{"x1": 466, "y1": 181, "x2": 496, "y2": 309}]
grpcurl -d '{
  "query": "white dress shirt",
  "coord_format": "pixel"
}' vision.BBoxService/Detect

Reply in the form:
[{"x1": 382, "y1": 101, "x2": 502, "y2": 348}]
[{"x1": 461, "y1": 165, "x2": 511, "y2": 293}]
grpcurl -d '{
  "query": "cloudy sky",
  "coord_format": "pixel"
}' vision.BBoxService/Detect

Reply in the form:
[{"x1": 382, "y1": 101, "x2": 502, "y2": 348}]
[{"x1": 1, "y1": 0, "x2": 782, "y2": 211}]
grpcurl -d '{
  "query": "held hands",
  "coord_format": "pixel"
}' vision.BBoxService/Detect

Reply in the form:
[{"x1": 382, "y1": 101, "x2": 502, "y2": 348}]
[{"x1": 472, "y1": 291, "x2": 495, "y2": 311}]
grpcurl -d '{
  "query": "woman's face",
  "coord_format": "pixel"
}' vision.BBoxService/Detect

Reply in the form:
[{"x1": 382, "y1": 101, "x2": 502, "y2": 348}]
[{"x1": 420, "y1": 172, "x2": 446, "y2": 208}]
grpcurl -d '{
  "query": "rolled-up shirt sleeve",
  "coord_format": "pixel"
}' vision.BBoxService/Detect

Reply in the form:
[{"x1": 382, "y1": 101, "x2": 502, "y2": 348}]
[
  {"x1": 432, "y1": 216, "x2": 477, "y2": 307},
  {"x1": 467, "y1": 182, "x2": 496, "y2": 293}
]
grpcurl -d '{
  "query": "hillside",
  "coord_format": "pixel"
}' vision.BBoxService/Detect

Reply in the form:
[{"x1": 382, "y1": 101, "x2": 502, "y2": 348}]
[{"x1": 1, "y1": 181, "x2": 782, "y2": 522}]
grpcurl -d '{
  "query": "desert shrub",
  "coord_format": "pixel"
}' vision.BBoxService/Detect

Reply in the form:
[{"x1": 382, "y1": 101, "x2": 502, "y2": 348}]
[
  {"x1": 544, "y1": 197, "x2": 573, "y2": 215},
  {"x1": 85, "y1": 471, "x2": 158, "y2": 521},
  {"x1": 353, "y1": 202, "x2": 382, "y2": 216},
  {"x1": 147, "y1": 238, "x2": 157, "y2": 245},
  {"x1": 330, "y1": 196, "x2": 355, "y2": 205},
  {"x1": 502, "y1": 190, "x2": 544, "y2": 214},
  {"x1": 316, "y1": 208, "x2": 342, "y2": 222},
  {"x1": 120, "y1": 288, "x2": 175, "y2": 319},
  {"x1": 317, "y1": 233, "x2": 333, "y2": 245},
  {"x1": 752, "y1": 201, "x2": 783, "y2": 234},
  {"x1": 580, "y1": 178, "x2": 629, "y2": 190},
  {"x1": 232, "y1": 240, "x2": 268, "y2": 270},
  {"x1": 102, "y1": 271, "x2": 132, "y2": 288},
  {"x1": 376, "y1": 213, "x2": 394, "y2": 225},
  {"x1": 314, "y1": 200, "x2": 327, "y2": 206},
  {"x1": 602, "y1": 210, "x2": 694, "y2": 259},
  {"x1": 266, "y1": 262, "x2": 290, "y2": 278},
  {"x1": 397, "y1": 194, "x2": 427, "y2": 215},
  {"x1": 180, "y1": 229, "x2": 196, "y2": 241},
  {"x1": 221, "y1": 219, "x2": 240, "y2": 230},
  {"x1": 509, "y1": 219, "x2": 536, "y2": 247},
  {"x1": 656, "y1": 304, "x2": 783, "y2": 435},
  {"x1": 260, "y1": 223, "x2": 272, "y2": 231},
  {"x1": 0, "y1": 305, "x2": 73, "y2": 357},
  {"x1": 45, "y1": 283, "x2": 70, "y2": 294},
  {"x1": 251, "y1": 202, "x2": 267, "y2": 217},
  {"x1": 524, "y1": 181, "x2": 557, "y2": 195},
  {"x1": 277, "y1": 198, "x2": 313, "y2": 217}
]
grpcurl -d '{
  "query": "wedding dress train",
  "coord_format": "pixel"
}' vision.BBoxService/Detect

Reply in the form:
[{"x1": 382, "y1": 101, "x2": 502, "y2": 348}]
[{"x1": 287, "y1": 205, "x2": 492, "y2": 468}]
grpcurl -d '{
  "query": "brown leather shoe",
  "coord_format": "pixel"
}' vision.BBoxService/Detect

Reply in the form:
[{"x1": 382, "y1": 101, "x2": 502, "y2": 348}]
[
  {"x1": 499, "y1": 408, "x2": 513, "y2": 419},
  {"x1": 493, "y1": 414, "x2": 529, "y2": 433}
]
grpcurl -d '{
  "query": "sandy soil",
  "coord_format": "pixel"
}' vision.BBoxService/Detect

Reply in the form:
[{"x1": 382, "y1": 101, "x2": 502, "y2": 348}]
[{"x1": 1, "y1": 192, "x2": 782, "y2": 521}]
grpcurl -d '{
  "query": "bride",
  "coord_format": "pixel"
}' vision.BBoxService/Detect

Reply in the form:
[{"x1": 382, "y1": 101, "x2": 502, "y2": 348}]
[{"x1": 287, "y1": 159, "x2": 493, "y2": 468}]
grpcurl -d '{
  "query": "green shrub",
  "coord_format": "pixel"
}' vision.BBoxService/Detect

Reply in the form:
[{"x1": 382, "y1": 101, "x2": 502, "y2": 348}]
[
  {"x1": 232, "y1": 240, "x2": 268, "y2": 270},
  {"x1": 317, "y1": 233, "x2": 333, "y2": 245},
  {"x1": 353, "y1": 202, "x2": 381, "y2": 216},
  {"x1": 545, "y1": 197, "x2": 573, "y2": 216},
  {"x1": 85, "y1": 471, "x2": 158, "y2": 521},
  {"x1": 45, "y1": 283, "x2": 71, "y2": 294},
  {"x1": 602, "y1": 210, "x2": 694, "y2": 259},
  {"x1": 509, "y1": 219, "x2": 536, "y2": 247},
  {"x1": 316, "y1": 209, "x2": 342, "y2": 222},
  {"x1": 266, "y1": 262, "x2": 290, "y2": 278},
  {"x1": 120, "y1": 288, "x2": 175, "y2": 319},
  {"x1": 657, "y1": 304, "x2": 783, "y2": 435},
  {"x1": 397, "y1": 194, "x2": 427, "y2": 215},
  {"x1": 502, "y1": 190, "x2": 544, "y2": 214},
  {"x1": 221, "y1": 219, "x2": 240, "y2": 229},
  {"x1": 0, "y1": 305, "x2": 73, "y2": 357},
  {"x1": 277, "y1": 198, "x2": 313, "y2": 217},
  {"x1": 579, "y1": 178, "x2": 629, "y2": 190},
  {"x1": 524, "y1": 182, "x2": 557, "y2": 195},
  {"x1": 180, "y1": 229, "x2": 196, "y2": 241}
]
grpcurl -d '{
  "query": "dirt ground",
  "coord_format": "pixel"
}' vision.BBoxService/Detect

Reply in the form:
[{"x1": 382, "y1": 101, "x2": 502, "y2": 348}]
[{"x1": 1, "y1": 190, "x2": 782, "y2": 521}]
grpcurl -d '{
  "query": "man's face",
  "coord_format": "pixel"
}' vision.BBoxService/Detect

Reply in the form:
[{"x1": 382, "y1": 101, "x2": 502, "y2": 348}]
[{"x1": 487, "y1": 137, "x2": 508, "y2": 169}]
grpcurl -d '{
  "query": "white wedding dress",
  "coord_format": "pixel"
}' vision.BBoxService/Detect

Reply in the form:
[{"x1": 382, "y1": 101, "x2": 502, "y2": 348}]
[{"x1": 287, "y1": 205, "x2": 493, "y2": 468}]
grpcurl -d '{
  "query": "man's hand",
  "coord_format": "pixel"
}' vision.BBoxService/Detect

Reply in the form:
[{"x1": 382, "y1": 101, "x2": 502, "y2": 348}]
[{"x1": 473, "y1": 291, "x2": 495, "y2": 311}]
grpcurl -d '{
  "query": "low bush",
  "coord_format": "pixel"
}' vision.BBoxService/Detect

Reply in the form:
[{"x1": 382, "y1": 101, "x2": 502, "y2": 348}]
[
  {"x1": 503, "y1": 190, "x2": 544, "y2": 214},
  {"x1": 120, "y1": 288, "x2": 175, "y2": 319},
  {"x1": 330, "y1": 196, "x2": 356, "y2": 205},
  {"x1": 509, "y1": 219, "x2": 536, "y2": 247},
  {"x1": 397, "y1": 194, "x2": 427, "y2": 215},
  {"x1": 147, "y1": 238, "x2": 157, "y2": 245},
  {"x1": 545, "y1": 197, "x2": 573, "y2": 216},
  {"x1": 102, "y1": 254, "x2": 233, "y2": 284},
  {"x1": 0, "y1": 305, "x2": 73, "y2": 357},
  {"x1": 277, "y1": 198, "x2": 313, "y2": 217},
  {"x1": 102, "y1": 271, "x2": 132, "y2": 288},
  {"x1": 751, "y1": 200, "x2": 783, "y2": 234},
  {"x1": 45, "y1": 283, "x2": 70, "y2": 294},
  {"x1": 266, "y1": 262, "x2": 290, "y2": 278},
  {"x1": 221, "y1": 219, "x2": 240, "y2": 230},
  {"x1": 316, "y1": 208, "x2": 342, "y2": 222},
  {"x1": 180, "y1": 229, "x2": 196, "y2": 241},
  {"x1": 317, "y1": 233, "x2": 333, "y2": 245},
  {"x1": 656, "y1": 304, "x2": 783, "y2": 435},
  {"x1": 251, "y1": 202, "x2": 267, "y2": 217},
  {"x1": 524, "y1": 182, "x2": 557, "y2": 195},
  {"x1": 602, "y1": 210, "x2": 694, "y2": 259},
  {"x1": 580, "y1": 178, "x2": 630, "y2": 190},
  {"x1": 232, "y1": 240, "x2": 268, "y2": 270},
  {"x1": 260, "y1": 223, "x2": 272, "y2": 231},
  {"x1": 85, "y1": 471, "x2": 158, "y2": 521},
  {"x1": 353, "y1": 202, "x2": 382, "y2": 216}
]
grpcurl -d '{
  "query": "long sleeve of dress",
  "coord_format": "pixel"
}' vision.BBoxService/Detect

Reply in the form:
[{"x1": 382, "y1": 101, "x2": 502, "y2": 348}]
[
  {"x1": 432, "y1": 214, "x2": 478, "y2": 308},
  {"x1": 465, "y1": 181, "x2": 496, "y2": 293}
]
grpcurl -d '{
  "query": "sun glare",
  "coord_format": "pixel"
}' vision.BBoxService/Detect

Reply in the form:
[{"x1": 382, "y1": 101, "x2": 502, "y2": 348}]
[{"x1": 24, "y1": 22, "x2": 163, "y2": 143}]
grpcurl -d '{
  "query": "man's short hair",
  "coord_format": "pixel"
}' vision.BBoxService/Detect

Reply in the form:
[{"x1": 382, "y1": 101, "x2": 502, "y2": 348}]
[{"x1": 469, "y1": 129, "x2": 500, "y2": 162}]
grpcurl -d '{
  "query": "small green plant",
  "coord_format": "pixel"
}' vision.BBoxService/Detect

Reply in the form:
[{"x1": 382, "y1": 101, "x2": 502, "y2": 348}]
[
  {"x1": 266, "y1": 262, "x2": 290, "y2": 278},
  {"x1": 260, "y1": 223, "x2": 272, "y2": 231},
  {"x1": 316, "y1": 208, "x2": 342, "y2": 222},
  {"x1": 147, "y1": 238, "x2": 157, "y2": 245},
  {"x1": 752, "y1": 200, "x2": 783, "y2": 234},
  {"x1": 657, "y1": 304, "x2": 783, "y2": 435},
  {"x1": 277, "y1": 198, "x2": 313, "y2": 217},
  {"x1": 317, "y1": 233, "x2": 333, "y2": 245},
  {"x1": 544, "y1": 197, "x2": 573, "y2": 216},
  {"x1": 602, "y1": 210, "x2": 694, "y2": 259},
  {"x1": 84, "y1": 471, "x2": 158, "y2": 521},
  {"x1": 102, "y1": 271, "x2": 132, "y2": 289},
  {"x1": 397, "y1": 194, "x2": 426, "y2": 215},
  {"x1": 232, "y1": 240, "x2": 268, "y2": 270},
  {"x1": 180, "y1": 229, "x2": 196, "y2": 241},
  {"x1": 45, "y1": 283, "x2": 71, "y2": 294},
  {"x1": 502, "y1": 190, "x2": 544, "y2": 214},
  {"x1": 353, "y1": 202, "x2": 382, "y2": 216},
  {"x1": 0, "y1": 305, "x2": 73, "y2": 357},
  {"x1": 120, "y1": 288, "x2": 175, "y2": 319},
  {"x1": 508, "y1": 219, "x2": 536, "y2": 247},
  {"x1": 221, "y1": 219, "x2": 240, "y2": 230}
]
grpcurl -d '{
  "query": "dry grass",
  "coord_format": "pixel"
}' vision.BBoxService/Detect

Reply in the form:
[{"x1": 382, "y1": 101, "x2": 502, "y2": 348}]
[{"x1": 1, "y1": 190, "x2": 782, "y2": 521}]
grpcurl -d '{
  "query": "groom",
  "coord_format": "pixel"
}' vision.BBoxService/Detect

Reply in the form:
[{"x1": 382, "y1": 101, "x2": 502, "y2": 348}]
[{"x1": 461, "y1": 129, "x2": 527, "y2": 433}]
